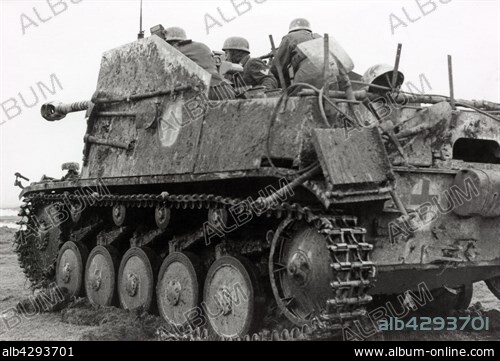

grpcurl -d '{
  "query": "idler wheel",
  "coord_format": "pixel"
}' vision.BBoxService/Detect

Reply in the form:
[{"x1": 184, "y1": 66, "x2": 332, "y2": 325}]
[
  {"x1": 203, "y1": 255, "x2": 262, "y2": 338},
  {"x1": 269, "y1": 219, "x2": 333, "y2": 326},
  {"x1": 118, "y1": 247, "x2": 159, "y2": 312},
  {"x1": 156, "y1": 252, "x2": 204, "y2": 326},
  {"x1": 56, "y1": 241, "x2": 89, "y2": 298},
  {"x1": 85, "y1": 245, "x2": 120, "y2": 306}
]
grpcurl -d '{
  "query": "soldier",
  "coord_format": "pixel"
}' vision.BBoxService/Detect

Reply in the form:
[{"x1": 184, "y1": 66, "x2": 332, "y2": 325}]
[
  {"x1": 271, "y1": 18, "x2": 323, "y2": 88},
  {"x1": 164, "y1": 27, "x2": 234, "y2": 100},
  {"x1": 222, "y1": 36, "x2": 278, "y2": 90}
]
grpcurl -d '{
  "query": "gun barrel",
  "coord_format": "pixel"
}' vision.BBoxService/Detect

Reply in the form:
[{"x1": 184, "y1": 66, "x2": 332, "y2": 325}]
[{"x1": 41, "y1": 101, "x2": 91, "y2": 121}]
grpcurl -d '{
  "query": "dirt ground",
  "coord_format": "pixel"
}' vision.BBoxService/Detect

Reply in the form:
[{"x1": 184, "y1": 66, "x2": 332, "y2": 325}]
[
  {"x1": 0, "y1": 228, "x2": 95, "y2": 340},
  {"x1": 1, "y1": 226, "x2": 499, "y2": 341}
]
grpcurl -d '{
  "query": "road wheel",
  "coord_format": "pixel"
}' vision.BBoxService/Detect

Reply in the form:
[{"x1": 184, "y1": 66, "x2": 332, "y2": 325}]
[
  {"x1": 203, "y1": 255, "x2": 262, "y2": 338},
  {"x1": 157, "y1": 252, "x2": 204, "y2": 326},
  {"x1": 56, "y1": 241, "x2": 89, "y2": 298},
  {"x1": 85, "y1": 245, "x2": 120, "y2": 306},
  {"x1": 486, "y1": 277, "x2": 500, "y2": 301},
  {"x1": 118, "y1": 247, "x2": 159, "y2": 312}
]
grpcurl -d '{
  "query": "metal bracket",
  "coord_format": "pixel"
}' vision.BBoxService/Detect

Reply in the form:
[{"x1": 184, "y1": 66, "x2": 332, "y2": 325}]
[
  {"x1": 84, "y1": 134, "x2": 133, "y2": 151},
  {"x1": 146, "y1": 100, "x2": 162, "y2": 130}
]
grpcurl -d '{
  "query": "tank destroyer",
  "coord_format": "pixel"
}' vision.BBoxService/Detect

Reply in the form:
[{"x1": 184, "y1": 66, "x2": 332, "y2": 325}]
[{"x1": 14, "y1": 31, "x2": 500, "y2": 339}]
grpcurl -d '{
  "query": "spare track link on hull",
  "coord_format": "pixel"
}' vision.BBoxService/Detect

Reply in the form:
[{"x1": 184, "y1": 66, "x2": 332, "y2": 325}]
[{"x1": 16, "y1": 191, "x2": 376, "y2": 337}]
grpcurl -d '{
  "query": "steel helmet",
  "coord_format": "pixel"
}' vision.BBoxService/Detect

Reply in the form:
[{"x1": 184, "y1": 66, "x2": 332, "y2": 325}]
[
  {"x1": 362, "y1": 64, "x2": 405, "y2": 92},
  {"x1": 289, "y1": 18, "x2": 311, "y2": 33},
  {"x1": 222, "y1": 37, "x2": 250, "y2": 52},
  {"x1": 165, "y1": 26, "x2": 187, "y2": 42}
]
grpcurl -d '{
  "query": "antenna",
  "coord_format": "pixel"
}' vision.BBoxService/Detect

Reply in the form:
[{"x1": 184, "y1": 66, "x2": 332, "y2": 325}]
[{"x1": 138, "y1": 0, "x2": 144, "y2": 39}]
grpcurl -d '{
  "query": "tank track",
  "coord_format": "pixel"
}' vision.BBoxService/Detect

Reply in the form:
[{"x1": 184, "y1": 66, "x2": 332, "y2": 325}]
[
  {"x1": 16, "y1": 190, "x2": 376, "y2": 339},
  {"x1": 160, "y1": 321, "x2": 327, "y2": 341}
]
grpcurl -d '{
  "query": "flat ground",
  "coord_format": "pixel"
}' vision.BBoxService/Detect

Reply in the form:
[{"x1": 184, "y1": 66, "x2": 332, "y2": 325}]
[
  {"x1": 1, "y1": 227, "x2": 499, "y2": 341},
  {"x1": 0, "y1": 228, "x2": 98, "y2": 340}
]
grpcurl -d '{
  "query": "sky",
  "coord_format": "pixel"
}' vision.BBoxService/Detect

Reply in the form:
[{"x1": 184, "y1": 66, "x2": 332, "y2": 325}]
[{"x1": 0, "y1": 0, "x2": 499, "y2": 208}]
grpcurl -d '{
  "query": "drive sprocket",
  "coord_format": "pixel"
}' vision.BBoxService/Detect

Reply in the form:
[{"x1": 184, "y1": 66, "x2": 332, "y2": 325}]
[{"x1": 15, "y1": 202, "x2": 64, "y2": 289}]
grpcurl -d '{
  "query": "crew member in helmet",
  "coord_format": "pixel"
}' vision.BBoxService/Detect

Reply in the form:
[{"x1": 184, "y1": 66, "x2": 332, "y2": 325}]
[
  {"x1": 164, "y1": 26, "x2": 234, "y2": 100},
  {"x1": 222, "y1": 36, "x2": 277, "y2": 90},
  {"x1": 271, "y1": 18, "x2": 322, "y2": 88}
]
